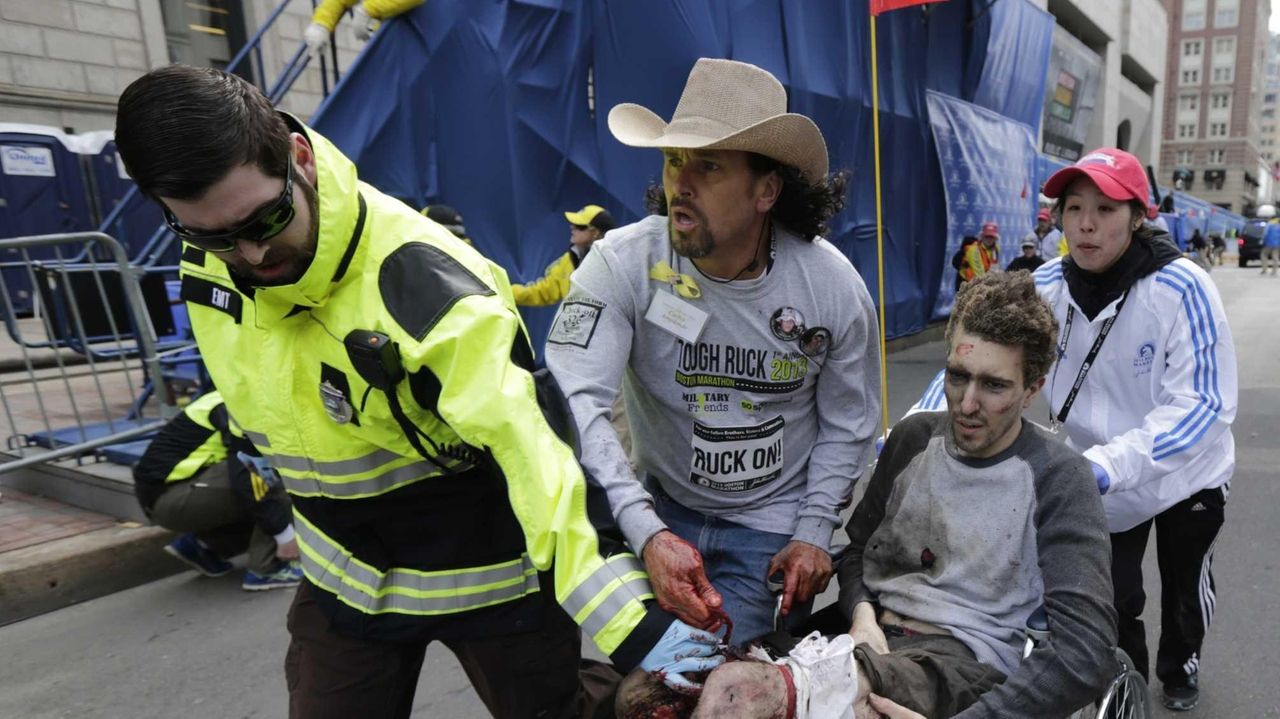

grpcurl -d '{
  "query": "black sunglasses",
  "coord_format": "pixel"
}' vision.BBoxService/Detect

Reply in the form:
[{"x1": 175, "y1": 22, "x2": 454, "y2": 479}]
[{"x1": 162, "y1": 160, "x2": 296, "y2": 253}]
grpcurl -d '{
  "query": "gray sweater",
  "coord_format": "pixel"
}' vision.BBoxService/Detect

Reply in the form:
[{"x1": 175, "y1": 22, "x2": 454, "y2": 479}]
[
  {"x1": 838, "y1": 412, "x2": 1117, "y2": 718},
  {"x1": 545, "y1": 215, "x2": 881, "y2": 553}
]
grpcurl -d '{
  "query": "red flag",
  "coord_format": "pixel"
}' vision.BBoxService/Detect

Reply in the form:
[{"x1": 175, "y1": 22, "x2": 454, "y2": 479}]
[{"x1": 871, "y1": 0, "x2": 947, "y2": 16}]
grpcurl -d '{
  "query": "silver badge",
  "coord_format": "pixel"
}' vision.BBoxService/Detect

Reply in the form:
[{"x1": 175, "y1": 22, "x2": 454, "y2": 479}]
[{"x1": 319, "y1": 380, "x2": 354, "y2": 424}]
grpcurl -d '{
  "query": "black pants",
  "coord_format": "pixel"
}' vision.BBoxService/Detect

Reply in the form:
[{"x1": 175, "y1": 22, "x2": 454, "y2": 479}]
[
  {"x1": 1110, "y1": 485, "x2": 1227, "y2": 685},
  {"x1": 285, "y1": 582, "x2": 620, "y2": 719}
]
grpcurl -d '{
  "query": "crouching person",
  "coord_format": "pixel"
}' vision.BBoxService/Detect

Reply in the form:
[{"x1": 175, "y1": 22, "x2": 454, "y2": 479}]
[
  {"x1": 839, "y1": 271, "x2": 1117, "y2": 717},
  {"x1": 134, "y1": 390, "x2": 302, "y2": 591},
  {"x1": 618, "y1": 271, "x2": 1118, "y2": 718}
]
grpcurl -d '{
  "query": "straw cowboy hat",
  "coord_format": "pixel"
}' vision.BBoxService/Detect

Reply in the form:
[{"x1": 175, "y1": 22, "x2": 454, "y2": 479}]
[{"x1": 608, "y1": 58, "x2": 829, "y2": 184}]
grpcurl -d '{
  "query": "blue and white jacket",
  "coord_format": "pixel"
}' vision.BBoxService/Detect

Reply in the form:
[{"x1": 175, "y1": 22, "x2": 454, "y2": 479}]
[{"x1": 915, "y1": 238, "x2": 1236, "y2": 533}]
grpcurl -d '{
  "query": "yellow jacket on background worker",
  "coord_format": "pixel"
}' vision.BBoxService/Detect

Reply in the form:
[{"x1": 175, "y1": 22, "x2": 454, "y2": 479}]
[
  {"x1": 512, "y1": 204, "x2": 615, "y2": 306},
  {"x1": 961, "y1": 221, "x2": 1001, "y2": 281},
  {"x1": 303, "y1": 0, "x2": 422, "y2": 53}
]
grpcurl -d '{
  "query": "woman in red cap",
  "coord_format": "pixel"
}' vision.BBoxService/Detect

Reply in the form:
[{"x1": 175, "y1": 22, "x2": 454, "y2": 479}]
[{"x1": 1037, "y1": 147, "x2": 1237, "y2": 712}]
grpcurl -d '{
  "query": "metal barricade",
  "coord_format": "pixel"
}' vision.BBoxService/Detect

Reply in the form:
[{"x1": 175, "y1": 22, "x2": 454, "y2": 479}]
[{"x1": 0, "y1": 232, "x2": 175, "y2": 474}]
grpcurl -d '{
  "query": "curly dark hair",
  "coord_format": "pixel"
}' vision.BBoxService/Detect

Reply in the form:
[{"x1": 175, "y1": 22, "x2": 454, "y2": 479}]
[
  {"x1": 643, "y1": 152, "x2": 849, "y2": 241},
  {"x1": 945, "y1": 271, "x2": 1058, "y2": 385}
]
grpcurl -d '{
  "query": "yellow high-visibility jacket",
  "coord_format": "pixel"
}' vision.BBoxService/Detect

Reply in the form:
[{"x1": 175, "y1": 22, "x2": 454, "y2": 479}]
[
  {"x1": 310, "y1": 0, "x2": 423, "y2": 32},
  {"x1": 962, "y1": 242, "x2": 999, "y2": 281},
  {"x1": 511, "y1": 250, "x2": 580, "y2": 307},
  {"x1": 177, "y1": 117, "x2": 664, "y2": 667}
]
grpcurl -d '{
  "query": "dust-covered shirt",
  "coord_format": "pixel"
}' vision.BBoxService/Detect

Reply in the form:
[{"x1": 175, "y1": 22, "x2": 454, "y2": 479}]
[
  {"x1": 544, "y1": 215, "x2": 881, "y2": 553},
  {"x1": 838, "y1": 412, "x2": 1117, "y2": 717}
]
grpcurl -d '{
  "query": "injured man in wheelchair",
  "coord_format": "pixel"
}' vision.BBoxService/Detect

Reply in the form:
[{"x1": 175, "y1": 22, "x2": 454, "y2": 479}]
[{"x1": 618, "y1": 272, "x2": 1119, "y2": 719}]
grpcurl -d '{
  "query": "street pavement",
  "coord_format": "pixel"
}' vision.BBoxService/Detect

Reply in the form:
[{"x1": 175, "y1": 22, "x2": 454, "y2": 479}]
[{"x1": 0, "y1": 264, "x2": 1277, "y2": 718}]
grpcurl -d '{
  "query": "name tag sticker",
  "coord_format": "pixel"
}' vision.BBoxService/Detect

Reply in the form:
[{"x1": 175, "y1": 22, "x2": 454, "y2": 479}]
[{"x1": 645, "y1": 290, "x2": 707, "y2": 344}]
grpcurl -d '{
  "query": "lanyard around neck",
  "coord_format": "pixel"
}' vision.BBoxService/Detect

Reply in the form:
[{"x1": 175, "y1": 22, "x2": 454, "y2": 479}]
[{"x1": 1052, "y1": 292, "x2": 1128, "y2": 430}]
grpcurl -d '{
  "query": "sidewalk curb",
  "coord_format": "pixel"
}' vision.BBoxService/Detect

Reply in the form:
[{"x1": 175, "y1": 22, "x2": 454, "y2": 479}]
[{"x1": 0, "y1": 523, "x2": 183, "y2": 626}]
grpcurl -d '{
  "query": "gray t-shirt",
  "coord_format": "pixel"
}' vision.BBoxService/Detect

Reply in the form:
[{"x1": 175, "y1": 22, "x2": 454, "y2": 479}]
[
  {"x1": 545, "y1": 215, "x2": 881, "y2": 553},
  {"x1": 838, "y1": 412, "x2": 1117, "y2": 717}
]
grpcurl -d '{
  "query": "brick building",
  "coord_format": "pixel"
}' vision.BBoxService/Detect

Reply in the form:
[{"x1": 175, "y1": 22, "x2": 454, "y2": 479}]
[
  {"x1": 0, "y1": 0, "x2": 358, "y2": 133},
  {"x1": 1161, "y1": 0, "x2": 1273, "y2": 214}
]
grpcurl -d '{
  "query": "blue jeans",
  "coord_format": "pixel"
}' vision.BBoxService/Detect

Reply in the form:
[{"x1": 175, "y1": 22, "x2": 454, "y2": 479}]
[{"x1": 652, "y1": 488, "x2": 812, "y2": 644}]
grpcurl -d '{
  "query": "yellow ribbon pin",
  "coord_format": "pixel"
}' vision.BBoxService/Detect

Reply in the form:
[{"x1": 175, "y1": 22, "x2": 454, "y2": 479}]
[{"x1": 648, "y1": 261, "x2": 702, "y2": 299}]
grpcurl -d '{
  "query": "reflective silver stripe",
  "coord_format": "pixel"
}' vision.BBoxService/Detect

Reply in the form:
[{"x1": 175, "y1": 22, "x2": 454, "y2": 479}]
[
  {"x1": 243, "y1": 431, "x2": 472, "y2": 498},
  {"x1": 263, "y1": 447, "x2": 404, "y2": 476},
  {"x1": 279, "y1": 458, "x2": 471, "y2": 498},
  {"x1": 295, "y1": 514, "x2": 539, "y2": 615},
  {"x1": 563, "y1": 554, "x2": 648, "y2": 619},
  {"x1": 580, "y1": 576, "x2": 653, "y2": 639}
]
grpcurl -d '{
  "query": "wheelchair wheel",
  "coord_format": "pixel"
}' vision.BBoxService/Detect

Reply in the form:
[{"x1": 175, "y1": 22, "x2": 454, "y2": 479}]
[{"x1": 1085, "y1": 647, "x2": 1152, "y2": 719}]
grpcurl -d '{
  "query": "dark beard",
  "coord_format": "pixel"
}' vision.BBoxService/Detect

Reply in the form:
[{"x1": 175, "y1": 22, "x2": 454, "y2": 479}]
[
  {"x1": 668, "y1": 200, "x2": 714, "y2": 258},
  {"x1": 670, "y1": 222, "x2": 714, "y2": 259},
  {"x1": 229, "y1": 174, "x2": 320, "y2": 287}
]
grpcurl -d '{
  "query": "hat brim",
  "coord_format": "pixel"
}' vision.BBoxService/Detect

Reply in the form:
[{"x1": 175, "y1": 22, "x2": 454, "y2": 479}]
[
  {"x1": 1043, "y1": 166, "x2": 1134, "y2": 203},
  {"x1": 608, "y1": 103, "x2": 829, "y2": 183},
  {"x1": 564, "y1": 209, "x2": 593, "y2": 225}
]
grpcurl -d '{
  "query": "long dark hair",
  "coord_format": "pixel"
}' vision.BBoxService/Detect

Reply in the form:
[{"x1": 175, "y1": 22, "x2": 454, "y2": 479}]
[
  {"x1": 115, "y1": 65, "x2": 292, "y2": 199},
  {"x1": 644, "y1": 152, "x2": 849, "y2": 241}
]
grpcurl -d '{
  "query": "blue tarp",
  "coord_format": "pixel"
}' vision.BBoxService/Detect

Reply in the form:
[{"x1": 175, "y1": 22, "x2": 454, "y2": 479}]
[
  {"x1": 310, "y1": 0, "x2": 1059, "y2": 344},
  {"x1": 927, "y1": 91, "x2": 1039, "y2": 317},
  {"x1": 973, "y1": 0, "x2": 1054, "y2": 134}
]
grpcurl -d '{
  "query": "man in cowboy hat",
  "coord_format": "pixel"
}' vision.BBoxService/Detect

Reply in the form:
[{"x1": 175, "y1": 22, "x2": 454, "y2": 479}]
[{"x1": 546, "y1": 58, "x2": 882, "y2": 646}]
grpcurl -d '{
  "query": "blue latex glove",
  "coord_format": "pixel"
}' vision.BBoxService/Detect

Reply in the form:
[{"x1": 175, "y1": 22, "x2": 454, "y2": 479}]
[
  {"x1": 237, "y1": 451, "x2": 282, "y2": 489},
  {"x1": 1091, "y1": 461, "x2": 1110, "y2": 495},
  {"x1": 639, "y1": 619, "x2": 726, "y2": 693}
]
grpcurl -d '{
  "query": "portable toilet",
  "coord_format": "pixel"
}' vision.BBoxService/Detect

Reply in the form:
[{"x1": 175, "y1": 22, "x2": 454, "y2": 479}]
[
  {"x1": 0, "y1": 123, "x2": 96, "y2": 314},
  {"x1": 76, "y1": 130, "x2": 168, "y2": 263}
]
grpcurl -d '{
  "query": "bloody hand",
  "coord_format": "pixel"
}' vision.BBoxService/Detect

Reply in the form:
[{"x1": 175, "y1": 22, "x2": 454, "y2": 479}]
[
  {"x1": 766, "y1": 540, "x2": 833, "y2": 617},
  {"x1": 642, "y1": 530, "x2": 725, "y2": 631}
]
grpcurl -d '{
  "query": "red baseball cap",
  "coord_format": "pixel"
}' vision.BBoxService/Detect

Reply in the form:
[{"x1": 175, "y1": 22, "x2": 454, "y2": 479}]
[
  {"x1": 1036, "y1": 208, "x2": 1052, "y2": 222},
  {"x1": 1042, "y1": 148, "x2": 1151, "y2": 207},
  {"x1": 980, "y1": 222, "x2": 999, "y2": 238}
]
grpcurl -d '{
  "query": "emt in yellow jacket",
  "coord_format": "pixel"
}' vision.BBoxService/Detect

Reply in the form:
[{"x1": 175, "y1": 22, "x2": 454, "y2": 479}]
[
  {"x1": 961, "y1": 221, "x2": 1001, "y2": 281},
  {"x1": 115, "y1": 66, "x2": 719, "y2": 719},
  {"x1": 512, "y1": 204, "x2": 615, "y2": 306}
]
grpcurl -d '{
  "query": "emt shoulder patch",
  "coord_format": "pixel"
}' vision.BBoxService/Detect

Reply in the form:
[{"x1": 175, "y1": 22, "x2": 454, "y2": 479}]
[{"x1": 180, "y1": 275, "x2": 242, "y2": 323}]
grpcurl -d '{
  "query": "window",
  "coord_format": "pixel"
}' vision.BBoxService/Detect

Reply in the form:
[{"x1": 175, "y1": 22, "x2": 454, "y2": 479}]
[
  {"x1": 1265, "y1": 108, "x2": 1277, "y2": 118},
  {"x1": 1212, "y1": 65, "x2": 1234, "y2": 83},
  {"x1": 1183, "y1": 39, "x2": 1204, "y2": 57},
  {"x1": 1183, "y1": 0, "x2": 1206, "y2": 30},
  {"x1": 1210, "y1": 92, "x2": 1231, "y2": 110},
  {"x1": 1177, "y1": 150, "x2": 1195, "y2": 165},
  {"x1": 1208, "y1": 149, "x2": 1225, "y2": 164},
  {"x1": 1215, "y1": 0, "x2": 1238, "y2": 28},
  {"x1": 1182, "y1": 68, "x2": 1201, "y2": 85},
  {"x1": 1267, "y1": 93, "x2": 1278, "y2": 104},
  {"x1": 1213, "y1": 37, "x2": 1235, "y2": 58},
  {"x1": 1209, "y1": 122, "x2": 1228, "y2": 137},
  {"x1": 1179, "y1": 123, "x2": 1198, "y2": 138},
  {"x1": 1179, "y1": 94, "x2": 1200, "y2": 112}
]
